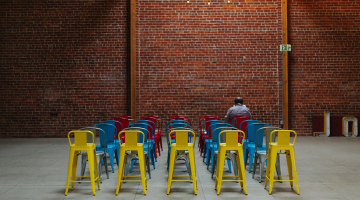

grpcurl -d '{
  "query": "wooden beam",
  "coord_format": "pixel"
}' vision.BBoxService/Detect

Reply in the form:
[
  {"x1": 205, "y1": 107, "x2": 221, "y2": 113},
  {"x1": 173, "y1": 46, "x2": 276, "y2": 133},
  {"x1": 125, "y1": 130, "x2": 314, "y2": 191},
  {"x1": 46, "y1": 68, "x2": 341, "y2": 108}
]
[
  {"x1": 130, "y1": 0, "x2": 136, "y2": 119},
  {"x1": 282, "y1": 0, "x2": 289, "y2": 129}
]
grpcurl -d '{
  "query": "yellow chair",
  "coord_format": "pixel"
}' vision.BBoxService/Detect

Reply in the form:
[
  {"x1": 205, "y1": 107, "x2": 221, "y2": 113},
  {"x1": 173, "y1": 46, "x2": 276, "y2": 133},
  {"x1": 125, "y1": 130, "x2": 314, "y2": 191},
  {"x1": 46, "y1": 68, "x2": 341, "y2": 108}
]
[
  {"x1": 65, "y1": 130, "x2": 100, "y2": 196},
  {"x1": 167, "y1": 129, "x2": 197, "y2": 195},
  {"x1": 264, "y1": 130, "x2": 299, "y2": 195},
  {"x1": 215, "y1": 130, "x2": 247, "y2": 195},
  {"x1": 116, "y1": 129, "x2": 147, "y2": 195}
]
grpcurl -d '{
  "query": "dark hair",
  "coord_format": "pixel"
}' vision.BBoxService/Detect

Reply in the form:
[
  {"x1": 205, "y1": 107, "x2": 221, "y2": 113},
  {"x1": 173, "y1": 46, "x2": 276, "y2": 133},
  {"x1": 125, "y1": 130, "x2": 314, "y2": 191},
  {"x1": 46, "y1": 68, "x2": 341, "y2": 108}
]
[{"x1": 234, "y1": 97, "x2": 243, "y2": 104}]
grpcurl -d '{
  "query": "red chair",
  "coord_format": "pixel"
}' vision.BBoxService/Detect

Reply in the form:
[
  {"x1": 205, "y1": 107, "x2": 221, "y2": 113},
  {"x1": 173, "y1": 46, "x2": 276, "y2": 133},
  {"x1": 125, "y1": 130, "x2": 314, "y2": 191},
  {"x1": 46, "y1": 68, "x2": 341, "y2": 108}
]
[
  {"x1": 141, "y1": 116, "x2": 162, "y2": 156},
  {"x1": 110, "y1": 116, "x2": 132, "y2": 142},
  {"x1": 198, "y1": 115, "x2": 220, "y2": 156},
  {"x1": 147, "y1": 115, "x2": 163, "y2": 153},
  {"x1": 169, "y1": 115, "x2": 191, "y2": 126},
  {"x1": 230, "y1": 115, "x2": 255, "y2": 141}
]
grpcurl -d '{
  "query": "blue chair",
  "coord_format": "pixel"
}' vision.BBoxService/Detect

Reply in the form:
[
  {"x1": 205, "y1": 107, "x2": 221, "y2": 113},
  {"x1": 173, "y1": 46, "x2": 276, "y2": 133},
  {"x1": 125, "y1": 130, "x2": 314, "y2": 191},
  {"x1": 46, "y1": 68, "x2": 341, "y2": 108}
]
[
  {"x1": 100, "y1": 120, "x2": 123, "y2": 166},
  {"x1": 129, "y1": 121, "x2": 156, "y2": 170},
  {"x1": 245, "y1": 123, "x2": 270, "y2": 172},
  {"x1": 207, "y1": 123, "x2": 233, "y2": 173},
  {"x1": 203, "y1": 120, "x2": 224, "y2": 163},
  {"x1": 135, "y1": 120, "x2": 157, "y2": 161},
  {"x1": 240, "y1": 120, "x2": 262, "y2": 164},
  {"x1": 93, "y1": 123, "x2": 118, "y2": 173}
]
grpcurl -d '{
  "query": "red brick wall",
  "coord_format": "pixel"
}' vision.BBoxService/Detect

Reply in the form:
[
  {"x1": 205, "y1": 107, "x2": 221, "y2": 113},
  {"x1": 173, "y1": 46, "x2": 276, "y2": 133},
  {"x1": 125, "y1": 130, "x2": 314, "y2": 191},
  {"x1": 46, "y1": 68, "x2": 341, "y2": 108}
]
[
  {"x1": 0, "y1": 1, "x2": 130, "y2": 137},
  {"x1": 1, "y1": 0, "x2": 359, "y2": 137},
  {"x1": 288, "y1": 0, "x2": 360, "y2": 134},
  {"x1": 136, "y1": 0, "x2": 283, "y2": 131}
]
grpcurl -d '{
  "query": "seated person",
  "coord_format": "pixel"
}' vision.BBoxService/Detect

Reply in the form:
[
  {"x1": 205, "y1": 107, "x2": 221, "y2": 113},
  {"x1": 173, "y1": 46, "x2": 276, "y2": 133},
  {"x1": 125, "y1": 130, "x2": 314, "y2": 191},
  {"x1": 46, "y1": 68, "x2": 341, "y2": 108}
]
[{"x1": 225, "y1": 97, "x2": 252, "y2": 127}]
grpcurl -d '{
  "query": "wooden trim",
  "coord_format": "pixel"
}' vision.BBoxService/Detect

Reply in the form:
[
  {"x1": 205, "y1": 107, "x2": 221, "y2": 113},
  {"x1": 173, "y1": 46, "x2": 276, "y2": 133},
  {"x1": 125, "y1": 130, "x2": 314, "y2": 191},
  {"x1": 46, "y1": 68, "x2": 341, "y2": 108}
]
[
  {"x1": 130, "y1": 0, "x2": 136, "y2": 119},
  {"x1": 282, "y1": 0, "x2": 288, "y2": 129}
]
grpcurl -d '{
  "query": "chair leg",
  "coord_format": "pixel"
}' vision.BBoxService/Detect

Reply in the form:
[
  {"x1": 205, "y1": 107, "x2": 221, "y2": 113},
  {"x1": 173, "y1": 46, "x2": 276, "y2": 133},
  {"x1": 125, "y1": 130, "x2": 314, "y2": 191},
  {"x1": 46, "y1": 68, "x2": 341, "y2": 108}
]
[
  {"x1": 243, "y1": 146, "x2": 248, "y2": 170},
  {"x1": 206, "y1": 148, "x2": 212, "y2": 170},
  {"x1": 71, "y1": 153, "x2": 79, "y2": 189},
  {"x1": 87, "y1": 149, "x2": 96, "y2": 196},
  {"x1": 65, "y1": 148, "x2": 75, "y2": 196},
  {"x1": 108, "y1": 149, "x2": 115, "y2": 173},
  {"x1": 275, "y1": 154, "x2": 281, "y2": 181},
  {"x1": 237, "y1": 148, "x2": 247, "y2": 194},
  {"x1": 203, "y1": 142, "x2": 208, "y2": 162},
  {"x1": 211, "y1": 155, "x2": 217, "y2": 179},
  {"x1": 188, "y1": 148, "x2": 197, "y2": 195},
  {"x1": 103, "y1": 155, "x2": 109, "y2": 179},
  {"x1": 160, "y1": 136, "x2": 163, "y2": 151},
  {"x1": 259, "y1": 157, "x2": 265, "y2": 183},
  {"x1": 146, "y1": 154, "x2": 151, "y2": 179},
  {"x1": 138, "y1": 150, "x2": 147, "y2": 195},
  {"x1": 268, "y1": 148, "x2": 278, "y2": 195},
  {"x1": 116, "y1": 148, "x2": 126, "y2": 195},
  {"x1": 97, "y1": 154, "x2": 103, "y2": 183},
  {"x1": 230, "y1": 154, "x2": 239, "y2": 177},
  {"x1": 289, "y1": 148, "x2": 300, "y2": 194},
  {"x1": 167, "y1": 147, "x2": 177, "y2": 194},
  {"x1": 210, "y1": 150, "x2": 215, "y2": 172},
  {"x1": 216, "y1": 149, "x2": 226, "y2": 195},
  {"x1": 252, "y1": 154, "x2": 257, "y2": 180},
  {"x1": 248, "y1": 148, "x2": 256, "y2": 173},
  {"x1": 227, "y1": 157, "x2": 232, "y2": 173},
  {"x1": 285, "y1": 150, "x2": 293, "y2": 189},
  {"x1": 81, "y1": 154, "x2": 87, "y2": 178}
]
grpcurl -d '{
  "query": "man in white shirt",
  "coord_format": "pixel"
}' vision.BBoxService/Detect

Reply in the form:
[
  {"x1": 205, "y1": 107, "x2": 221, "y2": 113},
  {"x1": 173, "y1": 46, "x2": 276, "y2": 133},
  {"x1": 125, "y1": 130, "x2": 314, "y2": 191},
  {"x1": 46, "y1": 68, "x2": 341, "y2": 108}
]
[{"x1": 225, "y1": 97, "x2": 252, "y2": 127}]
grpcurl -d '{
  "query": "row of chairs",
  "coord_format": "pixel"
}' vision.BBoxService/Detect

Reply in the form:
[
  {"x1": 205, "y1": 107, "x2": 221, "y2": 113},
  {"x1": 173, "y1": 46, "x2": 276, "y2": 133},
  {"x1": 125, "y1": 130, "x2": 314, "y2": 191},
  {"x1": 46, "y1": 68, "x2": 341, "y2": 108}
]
[
  {"x1": 65, "y1": 114, "x2": 299, "y2": 196},
  {"x1": 198, "y1": 115, "x2": 300, "y2": 195},
  {"x1": 65, "y1": 115, "x2": 164, "y2": 196}
]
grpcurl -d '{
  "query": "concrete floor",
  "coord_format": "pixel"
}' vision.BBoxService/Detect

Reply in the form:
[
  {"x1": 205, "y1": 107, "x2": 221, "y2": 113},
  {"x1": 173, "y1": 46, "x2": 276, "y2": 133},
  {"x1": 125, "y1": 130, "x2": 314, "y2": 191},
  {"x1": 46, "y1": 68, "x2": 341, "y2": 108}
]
[{"x1": 1, "y1": 136, "x2": 360, "y2": 200}]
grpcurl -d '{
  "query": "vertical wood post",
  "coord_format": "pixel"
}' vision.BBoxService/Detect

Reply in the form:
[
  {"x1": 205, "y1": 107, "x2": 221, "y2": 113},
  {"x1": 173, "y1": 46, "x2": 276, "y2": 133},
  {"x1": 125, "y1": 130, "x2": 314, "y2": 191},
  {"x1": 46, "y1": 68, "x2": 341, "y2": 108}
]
[
  {"x1": 130, "y1": 0, "x2": 136, "y2": 119},
  {"x1": 282, "y1": 0, "x2": 289, "y2": 129}
]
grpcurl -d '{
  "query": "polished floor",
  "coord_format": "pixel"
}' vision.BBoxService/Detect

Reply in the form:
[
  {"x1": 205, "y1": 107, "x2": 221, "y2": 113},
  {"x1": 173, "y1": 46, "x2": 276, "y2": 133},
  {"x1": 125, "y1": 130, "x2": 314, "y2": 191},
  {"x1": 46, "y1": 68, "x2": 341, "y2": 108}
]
[{"x1": 0, "y1": 136, "x2": 360, "y2": 200}]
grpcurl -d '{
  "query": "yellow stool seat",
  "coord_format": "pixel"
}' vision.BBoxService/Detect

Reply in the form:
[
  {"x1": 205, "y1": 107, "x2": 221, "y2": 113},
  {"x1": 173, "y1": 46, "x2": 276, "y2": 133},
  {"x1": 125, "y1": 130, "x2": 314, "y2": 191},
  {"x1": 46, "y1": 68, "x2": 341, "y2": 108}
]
[
  {"x1": 65, "y1": 130, "x2": 100, "y2": 196},
  {"x1": 116, "y1": 129, "x2": 147, "y2": 195},
  {"x1": 215, "y1": 130, "x2": 247, "y2": 195},
  {"x1": 167, "y1": 129, "x2": 197, "y2": 195},
  {"x1": 264, "y1": 130, "x2": 300, "y2": 195}
]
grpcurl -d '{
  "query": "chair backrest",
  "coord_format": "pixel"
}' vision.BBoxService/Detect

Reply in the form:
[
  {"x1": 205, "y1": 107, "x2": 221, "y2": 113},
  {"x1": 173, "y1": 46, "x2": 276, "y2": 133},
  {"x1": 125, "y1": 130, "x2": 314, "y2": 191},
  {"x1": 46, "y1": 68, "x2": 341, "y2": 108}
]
[
  {"x1": 141, "y1": 116, "x2": 157, "y2": 130},
  {"x1": 94, "y1": 123, "x2": 117, "y2": 148},
  {"x1": 137, "y1": 119, "x2": 156, "y2": 140},
  {"x1": 147, "y1": 115, "x2": 163, "y2": 132},
  {"x1": 199, "y1": 115, "x2": 220, "y2": 132},
  {"x1": 78, "y1": 127, "x2": 105, "y2": 144},
  {"x1": 270, "y1": 130, "x2": 297, "y2": 146},
  {"x1": 119, "y1": 129, "x2": 145, "y2": 147},
  {"x1": 242, "y1": 120, "x2": 262, "y2": 139},
  {"x1": 129, "y1": 122, "x2": 152, "y2": 142},
  {"x1": 264, "y1": 127, "x2": 282, "y2": 154},
  {"x1": 68, "y1": 130, "x2": 94, "y2": 147},
  {"x1": 110, "y1": 116, "x2": 128, "y2": 138},
  {"x1": 246, "y1": 123, "x2": 270, "y2": 143},
  {"x1": 103, "y1": 120, "x2": 123, "y2": 140},
  {"x1": 166, "y1": 120, "x2": 191, "y2": 133},
  {"x1": 232, "y1": 116, "x2": 255, "y2": 130},
  {"x1": 169, "y1": 129, "x2": 195, "y2": 146},
  {"x1": 218, "y1": 130, "x2": 245, "y2": 147},
  {"x1": 204, "y1": 120, "x2": 224, "y2": 139},
  {"x1": 209, "y1": 123, "x2": 233, "y2": 144},
  {"x1": 169, "y1": 115, "x2": 191, "y2": 126}
]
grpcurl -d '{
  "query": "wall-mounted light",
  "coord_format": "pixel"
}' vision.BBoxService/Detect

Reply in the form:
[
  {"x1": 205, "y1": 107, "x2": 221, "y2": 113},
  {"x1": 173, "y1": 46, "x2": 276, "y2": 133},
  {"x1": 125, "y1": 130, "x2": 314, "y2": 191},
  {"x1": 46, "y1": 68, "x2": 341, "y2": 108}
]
[{"x1": 187, "y1": 0, "x2": 189, "y2": 3}]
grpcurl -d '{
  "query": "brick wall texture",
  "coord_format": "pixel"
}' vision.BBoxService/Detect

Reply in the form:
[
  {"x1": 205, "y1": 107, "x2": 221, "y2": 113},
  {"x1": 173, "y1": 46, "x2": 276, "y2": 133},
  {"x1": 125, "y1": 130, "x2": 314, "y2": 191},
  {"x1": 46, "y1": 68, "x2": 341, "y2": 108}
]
[{"x1": 1, "y1": 0, "x2": 359, "y2": 137}]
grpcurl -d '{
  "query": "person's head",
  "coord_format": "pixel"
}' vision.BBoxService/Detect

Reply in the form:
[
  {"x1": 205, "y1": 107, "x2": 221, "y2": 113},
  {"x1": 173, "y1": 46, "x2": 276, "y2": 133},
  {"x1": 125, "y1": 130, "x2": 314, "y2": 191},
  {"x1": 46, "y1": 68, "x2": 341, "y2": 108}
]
[{"x1": 234, "y1": 97, "x2": 243, "y2": 104}]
